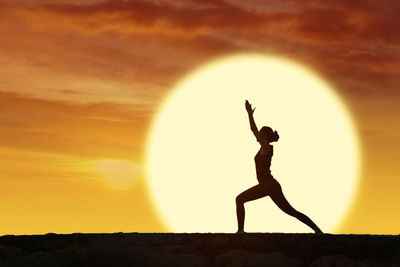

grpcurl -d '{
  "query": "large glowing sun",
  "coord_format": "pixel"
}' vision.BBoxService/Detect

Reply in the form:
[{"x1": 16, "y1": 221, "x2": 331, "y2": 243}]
[{"x1": 146, "y1": 54, "x2": 361, "y2": 233}]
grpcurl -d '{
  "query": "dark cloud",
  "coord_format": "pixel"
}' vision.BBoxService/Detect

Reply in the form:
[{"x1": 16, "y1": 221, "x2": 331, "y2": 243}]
[
  {"x1": 4, "y1": 0, "x2": 396, "y2": 45},
  {"x1": 1, "y1": 0, "x2": 399, "y2": 102}
]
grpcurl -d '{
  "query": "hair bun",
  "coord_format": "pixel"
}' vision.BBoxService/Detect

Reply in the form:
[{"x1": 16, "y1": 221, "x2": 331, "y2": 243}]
[{"x1": 272, "y1": 130, "x2": 280, "y2": 142}]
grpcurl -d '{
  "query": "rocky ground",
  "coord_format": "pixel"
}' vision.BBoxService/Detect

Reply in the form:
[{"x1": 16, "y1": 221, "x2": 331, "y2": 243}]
[{"x1": 0, "y1": 233, "x2": 399, "y2": 266}]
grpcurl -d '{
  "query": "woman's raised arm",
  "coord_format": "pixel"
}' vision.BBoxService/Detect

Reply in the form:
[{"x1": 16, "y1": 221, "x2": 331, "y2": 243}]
[{"x1": 245, "y1": 100, "x2": 259, "y2": 139}]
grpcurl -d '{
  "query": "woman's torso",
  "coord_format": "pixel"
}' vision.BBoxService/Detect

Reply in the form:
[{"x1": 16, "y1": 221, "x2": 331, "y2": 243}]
[{"x1": 254, "y1": 145, "x2": 275, "y2": 184}]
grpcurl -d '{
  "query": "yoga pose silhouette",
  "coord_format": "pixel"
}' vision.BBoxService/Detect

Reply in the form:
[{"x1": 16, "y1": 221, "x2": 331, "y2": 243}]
[{"x1": 236, "y1": 100, "x2": 323, "y2": 234}]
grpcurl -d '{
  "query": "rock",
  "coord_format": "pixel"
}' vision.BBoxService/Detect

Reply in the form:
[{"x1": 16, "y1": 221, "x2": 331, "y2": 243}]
[
  {"x1": 365, "y1": 254, "x2": 400, "y2": 267},
  {"x1": 0, "y1": 244, "x2": 25, "y2": 260},
  {"x1": 8, "y1": 251, "x2": 58, "y2": 267},
  {"x1": 0, "y1": 233, "x2": 398, "y2": 267},
  {"x1": 384, "y1": 254, "x2": 400, "y2": 267},
  {"x1": 309, "y1": 255, "x2": 369, "y2": 267},
  {"x1": 215, "y1": 250, "x2": 302, "y2": 267},
  {"x1": 146, "y1": 251, "x2": 210, "y2": 267}
]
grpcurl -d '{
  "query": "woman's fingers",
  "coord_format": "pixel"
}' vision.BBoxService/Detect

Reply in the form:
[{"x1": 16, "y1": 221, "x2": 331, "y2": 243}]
[{"x1": 245, "y1": 100, "x2": 255, "y2": 114}]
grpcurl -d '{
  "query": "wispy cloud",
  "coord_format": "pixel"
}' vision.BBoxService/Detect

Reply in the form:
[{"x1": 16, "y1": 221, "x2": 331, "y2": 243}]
[{"x1": 0, "y1": 91, "x2": 148, "y2": 160}]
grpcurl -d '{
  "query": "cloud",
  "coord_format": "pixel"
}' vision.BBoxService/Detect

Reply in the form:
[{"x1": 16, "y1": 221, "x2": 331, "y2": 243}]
[
  {"x1": 1, "y1": 0, "x2": 399, "y2": 106},
  {"x1": 2, "y1": 0, "x2": 396, "y2": 45},
  {"x1": 10, "y1": 0, "x2": 267, "y2": 37},
  {"x1": 0, "y1": 91, "x2": 149, "y2": 160}
]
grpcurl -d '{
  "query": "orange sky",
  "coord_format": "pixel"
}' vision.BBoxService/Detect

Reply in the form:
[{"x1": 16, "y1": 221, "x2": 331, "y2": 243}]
[{"x1": 0, "y1": 0, "x2": 399, "y2": 235}]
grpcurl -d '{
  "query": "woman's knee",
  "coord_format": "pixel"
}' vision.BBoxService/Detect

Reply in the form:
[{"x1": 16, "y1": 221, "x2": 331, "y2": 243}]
[{"x1": 236, "y1": 195, "x2": 244, "y2": 206}]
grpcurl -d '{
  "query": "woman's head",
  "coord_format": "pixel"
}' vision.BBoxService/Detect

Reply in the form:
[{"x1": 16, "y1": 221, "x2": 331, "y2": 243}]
[{"x1": 259, "y1": 126, "x2": 279, "y2": 143}]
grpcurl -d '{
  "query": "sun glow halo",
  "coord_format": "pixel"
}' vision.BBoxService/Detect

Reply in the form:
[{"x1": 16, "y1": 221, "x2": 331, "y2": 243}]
[
  {"x1": 94, "y1": 159, "x2": 141, "y2": 189},
  {"x1": 147, "y1": 54, "x2": 361, "y2": 233}
]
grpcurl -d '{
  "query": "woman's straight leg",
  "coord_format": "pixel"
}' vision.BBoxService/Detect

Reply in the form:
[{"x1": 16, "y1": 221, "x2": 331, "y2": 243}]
[{"x1": 269, "y1": 184, "x2": 322, "y2": 233}]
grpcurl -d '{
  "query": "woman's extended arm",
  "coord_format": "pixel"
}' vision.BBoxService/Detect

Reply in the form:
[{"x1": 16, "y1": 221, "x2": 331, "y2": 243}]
[{"x1": 245, "y1": 100, "x2": 259, "y2": 138}]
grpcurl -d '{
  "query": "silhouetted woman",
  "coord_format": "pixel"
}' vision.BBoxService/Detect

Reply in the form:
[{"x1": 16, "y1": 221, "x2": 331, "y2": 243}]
[{"x1": 236, "y1": 100, "x2": 323, "y2": 234}]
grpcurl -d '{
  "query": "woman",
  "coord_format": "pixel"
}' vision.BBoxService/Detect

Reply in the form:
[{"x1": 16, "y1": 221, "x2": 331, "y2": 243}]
[{"x1": 235, "y1": 100, "x2": 323, "y2": 234}]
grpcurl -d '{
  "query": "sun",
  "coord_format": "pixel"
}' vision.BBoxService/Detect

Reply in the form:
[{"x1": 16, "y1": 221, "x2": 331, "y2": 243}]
[{"x1": 146, "y1": 54, "x2": 361, "y2": 233}]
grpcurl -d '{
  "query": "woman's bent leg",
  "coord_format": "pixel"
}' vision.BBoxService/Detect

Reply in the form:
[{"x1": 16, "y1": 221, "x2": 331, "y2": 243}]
[
  {"x1": 235, "y1": 184, "x2": 268, "y2": 233},
  {"x1": 270, "y1": 185, "x2": 322, "y2": 233}
]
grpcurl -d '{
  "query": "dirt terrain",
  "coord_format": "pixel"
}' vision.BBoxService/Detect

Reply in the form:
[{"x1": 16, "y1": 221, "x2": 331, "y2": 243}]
[{"x1": 0, "y1": 233, "x2": 399, "y2": 266}]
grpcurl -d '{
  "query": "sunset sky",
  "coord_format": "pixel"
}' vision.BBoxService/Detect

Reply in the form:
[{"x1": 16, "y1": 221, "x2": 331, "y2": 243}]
[{"x1": 0, "y1": 0, "x2": 399, "y2": 235}]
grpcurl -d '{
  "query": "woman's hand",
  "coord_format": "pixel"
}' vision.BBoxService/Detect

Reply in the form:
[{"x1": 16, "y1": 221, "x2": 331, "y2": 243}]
[{"x1": 245, "y1": 100, "x2": 255, "y2": 115}]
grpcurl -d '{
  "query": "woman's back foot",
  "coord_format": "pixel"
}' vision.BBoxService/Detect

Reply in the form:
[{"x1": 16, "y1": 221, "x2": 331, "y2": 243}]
[{"x1": 314, "y1": 227, "x2": 323, "y2": 234}]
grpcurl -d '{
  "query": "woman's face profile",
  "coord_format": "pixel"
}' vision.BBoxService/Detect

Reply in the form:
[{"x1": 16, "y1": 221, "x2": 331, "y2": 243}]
[{"x1": 258, "y1": 131, "x2": 269, "y2": 145}]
